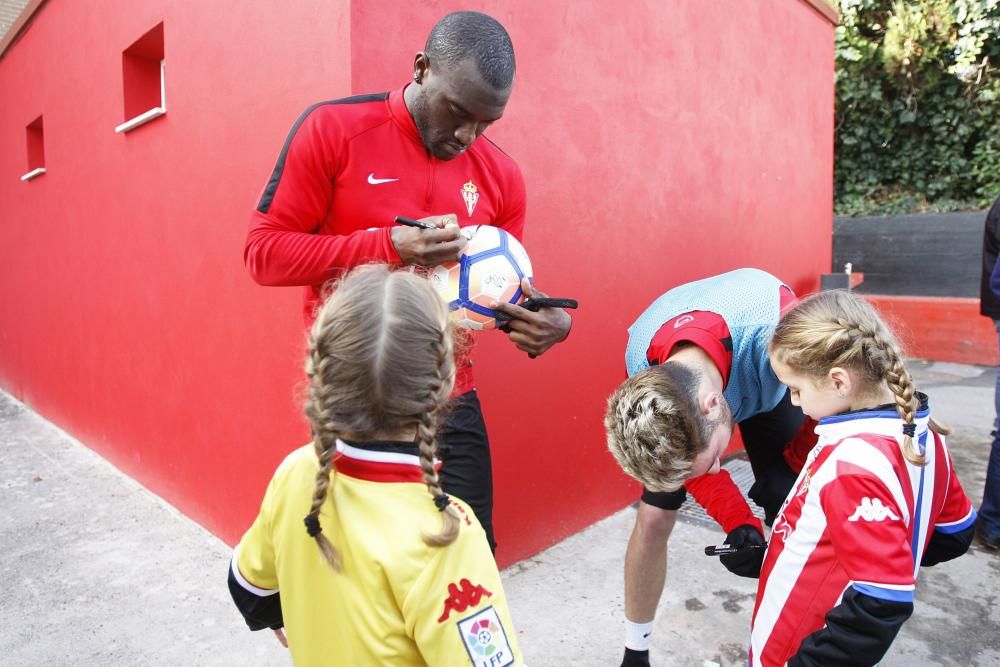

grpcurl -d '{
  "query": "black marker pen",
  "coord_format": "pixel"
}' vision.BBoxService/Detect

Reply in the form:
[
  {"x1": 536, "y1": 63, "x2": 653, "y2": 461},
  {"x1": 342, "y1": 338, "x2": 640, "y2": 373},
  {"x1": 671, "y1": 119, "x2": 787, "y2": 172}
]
[
  {"x1": 394, "y1": 215, "x2": 436, "y2": 230},
  {"x1": 704, "y1": 543, "x2": 766, "y2": 557}
]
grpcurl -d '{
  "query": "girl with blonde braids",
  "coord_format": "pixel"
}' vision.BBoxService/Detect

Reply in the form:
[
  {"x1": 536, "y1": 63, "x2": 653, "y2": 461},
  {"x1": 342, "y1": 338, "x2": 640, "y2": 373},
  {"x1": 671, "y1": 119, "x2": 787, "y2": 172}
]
[
  {"x1": 228, "y1": 265, "x2": 523, "y2": 666},
  {"x1": 750, "y1": 290, "x2": 976, "y2": 667}
]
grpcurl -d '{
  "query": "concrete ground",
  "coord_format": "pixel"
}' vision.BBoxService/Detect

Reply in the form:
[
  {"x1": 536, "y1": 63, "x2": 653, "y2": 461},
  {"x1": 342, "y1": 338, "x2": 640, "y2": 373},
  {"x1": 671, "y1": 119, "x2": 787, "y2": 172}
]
[{"x1": 2, "y1": 360, "x2": 998, "y2": 666}]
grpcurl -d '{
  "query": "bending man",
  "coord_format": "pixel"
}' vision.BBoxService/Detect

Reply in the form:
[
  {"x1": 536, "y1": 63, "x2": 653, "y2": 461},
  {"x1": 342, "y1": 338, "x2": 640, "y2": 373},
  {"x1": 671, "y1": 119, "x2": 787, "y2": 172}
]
[{"x1": 605, "y1": 268, "x2": 813, "y2": 667}]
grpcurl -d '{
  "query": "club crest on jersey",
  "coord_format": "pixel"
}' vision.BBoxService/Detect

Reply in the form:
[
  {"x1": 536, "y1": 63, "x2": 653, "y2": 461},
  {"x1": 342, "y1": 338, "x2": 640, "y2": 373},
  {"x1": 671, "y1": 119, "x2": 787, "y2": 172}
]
[
  {"x1": 438, "y1": 578, "x2": 493, "y2": 623},
  {"x1": 457, "y1": 606, "x2": 514, "y2": 667},
  {"x1": 848, "y1": 497, "x2": 900, "y2": 522},
  {"x1": 461, "y1": 180, "x2": 480, "y2": 217}
]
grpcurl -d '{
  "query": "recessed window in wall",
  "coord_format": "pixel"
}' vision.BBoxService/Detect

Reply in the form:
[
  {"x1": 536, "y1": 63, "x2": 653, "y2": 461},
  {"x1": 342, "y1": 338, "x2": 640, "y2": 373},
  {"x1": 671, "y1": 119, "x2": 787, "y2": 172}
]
[
  {"x1": 116, "y1": 22, "x2": 166, "y2": 134},
  {"x1": 21, "y1": 116, "x2": 45, "y2": 181}
]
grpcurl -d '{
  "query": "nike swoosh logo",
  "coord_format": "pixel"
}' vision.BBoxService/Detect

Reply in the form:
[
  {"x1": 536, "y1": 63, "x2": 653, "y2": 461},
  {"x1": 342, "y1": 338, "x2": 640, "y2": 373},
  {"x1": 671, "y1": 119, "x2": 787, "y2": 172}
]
[{"x1": 367, "y1": 173, "x2": 399, "y2": 185}]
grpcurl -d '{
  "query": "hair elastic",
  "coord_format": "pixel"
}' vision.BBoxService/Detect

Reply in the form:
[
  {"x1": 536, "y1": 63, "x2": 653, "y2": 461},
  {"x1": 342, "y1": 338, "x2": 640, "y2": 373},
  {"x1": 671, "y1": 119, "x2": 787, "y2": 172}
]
[
  {"x1": 902, "y1": 423, "x2": 916, "y2": 438},
  {"x1": 304, "y1": 514, "x2": 323, "y2": 537},
  {"x1": 433, "y1": 494, "x2": 450, "y2": 512}
]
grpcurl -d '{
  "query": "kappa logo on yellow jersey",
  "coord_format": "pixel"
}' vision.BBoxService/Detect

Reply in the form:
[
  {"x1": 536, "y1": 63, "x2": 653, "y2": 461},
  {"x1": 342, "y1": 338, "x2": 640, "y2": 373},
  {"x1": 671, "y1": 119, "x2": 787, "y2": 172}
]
[{"x1": 438, "y1": 578, "x2": 493, "y2": 623}]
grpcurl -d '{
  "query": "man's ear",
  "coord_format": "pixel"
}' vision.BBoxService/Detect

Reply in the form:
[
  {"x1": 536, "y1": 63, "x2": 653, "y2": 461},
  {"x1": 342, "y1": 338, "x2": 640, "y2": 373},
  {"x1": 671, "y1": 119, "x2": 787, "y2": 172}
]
[
  {"x1": 829, "y1": 367, "x2": 853, "y2": 397},
  {"x1": 413, "y1": 52, "x2": 431, "y2": 83},
  {"x1": 700, "y1": 389, "x2": 723, "y2": 418}
]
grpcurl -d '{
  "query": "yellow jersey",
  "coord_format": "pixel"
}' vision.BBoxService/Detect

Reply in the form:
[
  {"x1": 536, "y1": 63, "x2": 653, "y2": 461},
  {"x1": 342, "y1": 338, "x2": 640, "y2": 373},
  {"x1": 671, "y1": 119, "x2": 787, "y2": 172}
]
[{"x1": 229, "y1": 440, "x2": 523, "y2": 666}]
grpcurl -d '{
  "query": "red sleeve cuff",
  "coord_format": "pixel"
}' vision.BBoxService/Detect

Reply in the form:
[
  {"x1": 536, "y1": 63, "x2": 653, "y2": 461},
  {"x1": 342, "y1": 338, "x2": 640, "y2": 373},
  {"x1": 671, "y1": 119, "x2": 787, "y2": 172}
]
[
  {"x1": 381, "y1": 227, "x2": 403, "y2": 264},
  {"x1": 685, "y1": 469, "x2": 763, "y2": 534}
]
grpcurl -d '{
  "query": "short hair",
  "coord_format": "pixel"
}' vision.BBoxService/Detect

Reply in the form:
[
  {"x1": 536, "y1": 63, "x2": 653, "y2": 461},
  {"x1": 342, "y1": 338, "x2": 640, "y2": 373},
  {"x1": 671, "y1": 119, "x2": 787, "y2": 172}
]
[
  {"x1": 604, "y1": 363, "x2": 709, "y2": 492},
  {"x1": 425, "y1": 11, "x2": 515, "y2": 90}
]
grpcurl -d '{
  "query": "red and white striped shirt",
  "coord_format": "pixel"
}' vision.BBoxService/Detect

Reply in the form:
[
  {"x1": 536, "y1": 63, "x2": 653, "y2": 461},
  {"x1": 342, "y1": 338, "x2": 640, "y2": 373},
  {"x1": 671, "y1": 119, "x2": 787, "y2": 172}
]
[{"x1": 749, "y1": 403, "x2": 976, "y2": 666}]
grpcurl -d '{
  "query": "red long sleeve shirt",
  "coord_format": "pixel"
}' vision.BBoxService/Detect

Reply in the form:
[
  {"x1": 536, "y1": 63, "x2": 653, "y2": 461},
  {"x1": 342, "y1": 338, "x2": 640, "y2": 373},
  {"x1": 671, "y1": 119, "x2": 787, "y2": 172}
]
[{"x1": 245, "y1": 85, "x2": 527, "y2": 395}]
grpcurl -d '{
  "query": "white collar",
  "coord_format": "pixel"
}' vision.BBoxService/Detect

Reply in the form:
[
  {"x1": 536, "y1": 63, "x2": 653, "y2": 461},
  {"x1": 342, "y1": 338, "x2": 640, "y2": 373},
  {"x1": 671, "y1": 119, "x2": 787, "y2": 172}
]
[{"x1": 814, "y1": 399, "x2": 931, "y2": 447}]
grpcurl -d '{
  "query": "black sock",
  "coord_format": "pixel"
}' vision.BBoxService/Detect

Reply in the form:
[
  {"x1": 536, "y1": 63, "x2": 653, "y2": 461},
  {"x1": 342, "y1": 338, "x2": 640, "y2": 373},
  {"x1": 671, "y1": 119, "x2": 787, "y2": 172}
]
[{"x1": 621, "y1": 647, "x2": 651, "y2": 667}]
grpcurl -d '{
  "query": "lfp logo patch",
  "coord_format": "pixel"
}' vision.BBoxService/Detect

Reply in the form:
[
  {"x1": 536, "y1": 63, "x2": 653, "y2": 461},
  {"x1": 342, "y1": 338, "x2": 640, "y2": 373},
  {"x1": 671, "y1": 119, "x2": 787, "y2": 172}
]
[{"x1": 457, "y1": 606, "x2": 514, "y2": 666}]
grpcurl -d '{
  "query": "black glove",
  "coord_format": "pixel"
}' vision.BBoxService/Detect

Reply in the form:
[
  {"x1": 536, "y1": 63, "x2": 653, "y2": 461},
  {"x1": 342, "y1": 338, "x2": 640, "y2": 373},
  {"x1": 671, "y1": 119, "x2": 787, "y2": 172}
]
[{"x1": 719, "y1": 524, "x2": 766, "y2": 578}]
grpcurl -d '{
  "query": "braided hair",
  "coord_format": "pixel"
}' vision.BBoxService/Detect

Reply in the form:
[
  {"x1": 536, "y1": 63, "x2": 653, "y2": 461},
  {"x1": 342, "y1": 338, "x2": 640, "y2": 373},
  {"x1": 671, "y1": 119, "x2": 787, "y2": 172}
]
[
  {"x1": 302, "y1": 265, "x2": 457, "y2": 571},
  {"x1": 770, "y1": 290, "x2": 949, "y2": 466},
  {"x1": 415, "y1": 323, "x2": 461, "y2": 546}
]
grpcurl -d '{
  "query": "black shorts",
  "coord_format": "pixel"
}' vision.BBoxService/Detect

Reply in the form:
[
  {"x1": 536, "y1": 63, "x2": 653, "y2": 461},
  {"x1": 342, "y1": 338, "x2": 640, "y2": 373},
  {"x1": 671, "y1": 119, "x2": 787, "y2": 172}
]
[
  {"x1": 641, "y1": 389, "x2": 804, "y2": 519},
  {"x1": 437, "y1": 390, "x2": 496, "y2": 552}
]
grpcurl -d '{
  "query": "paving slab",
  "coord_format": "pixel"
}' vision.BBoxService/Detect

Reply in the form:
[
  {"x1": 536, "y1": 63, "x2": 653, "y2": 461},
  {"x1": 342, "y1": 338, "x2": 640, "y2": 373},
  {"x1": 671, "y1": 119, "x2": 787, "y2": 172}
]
[
  {"x1": 1, "y1": 359, "x2": 998, "y2": 666},
  {"x1": 0, "y1": 396, "x2": 287, "y2": 667}
]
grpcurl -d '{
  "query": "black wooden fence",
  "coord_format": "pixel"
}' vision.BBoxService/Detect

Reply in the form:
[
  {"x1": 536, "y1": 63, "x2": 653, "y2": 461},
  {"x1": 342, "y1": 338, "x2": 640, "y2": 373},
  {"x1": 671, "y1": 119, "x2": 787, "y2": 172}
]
[{"x1": 832, "y1": 211, "x2": 988, "y2": 298}]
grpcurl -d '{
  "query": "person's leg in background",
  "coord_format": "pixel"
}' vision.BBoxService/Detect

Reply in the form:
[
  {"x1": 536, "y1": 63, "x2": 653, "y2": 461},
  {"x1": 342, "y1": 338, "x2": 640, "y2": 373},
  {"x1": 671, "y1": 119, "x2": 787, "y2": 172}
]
[
  {"x1": 738, "y1": 390, "x2": 805, "y2": 525},
  {"x1": 977, "y1": 322, "x2": 1000, "y2": 549},
  {"x1": 437, "y1": 390, "x2": 497, "y2": 552}
]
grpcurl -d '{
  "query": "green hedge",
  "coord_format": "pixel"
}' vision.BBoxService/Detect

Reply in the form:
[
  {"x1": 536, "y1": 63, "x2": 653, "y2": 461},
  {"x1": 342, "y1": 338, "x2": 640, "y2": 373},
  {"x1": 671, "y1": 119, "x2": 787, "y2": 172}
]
[{"x1": 835, "y1": 0, "x2": 1000, "y2": 216}]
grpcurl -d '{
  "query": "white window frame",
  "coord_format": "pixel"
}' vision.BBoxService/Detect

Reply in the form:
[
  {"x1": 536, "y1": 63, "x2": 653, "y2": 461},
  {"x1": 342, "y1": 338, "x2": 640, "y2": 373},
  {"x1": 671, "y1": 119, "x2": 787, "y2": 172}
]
[
  {"x1": 115, "y1": 60, "x2": 166, "y2": 134},
  {"x1": 20, "y1": 167, "x2": 46, "y2": 181}
]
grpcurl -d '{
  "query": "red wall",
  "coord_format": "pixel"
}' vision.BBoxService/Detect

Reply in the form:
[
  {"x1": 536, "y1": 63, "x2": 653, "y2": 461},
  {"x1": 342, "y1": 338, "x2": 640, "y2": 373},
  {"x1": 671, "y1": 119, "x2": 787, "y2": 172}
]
[
  {"x1": 865, "y1": 296, "x2": 1000, "y2": 366},
  {"x1": 1, "y1": 0, "x2": 834, "y2": 566}
]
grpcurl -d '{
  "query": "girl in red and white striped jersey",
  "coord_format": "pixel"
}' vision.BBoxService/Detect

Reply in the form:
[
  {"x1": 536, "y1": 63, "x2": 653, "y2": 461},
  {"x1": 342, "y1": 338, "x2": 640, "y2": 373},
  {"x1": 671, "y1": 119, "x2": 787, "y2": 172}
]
[{"x1": 751, "y1": 290, "x2": 976, "y2": 667}]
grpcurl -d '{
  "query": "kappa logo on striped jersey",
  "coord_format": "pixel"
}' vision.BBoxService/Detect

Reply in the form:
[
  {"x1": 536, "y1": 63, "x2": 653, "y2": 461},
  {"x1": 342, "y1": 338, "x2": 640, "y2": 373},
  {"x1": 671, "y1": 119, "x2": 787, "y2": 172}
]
[{"x1": 848, "y1": 497, "x2": 900, "y2": 522}]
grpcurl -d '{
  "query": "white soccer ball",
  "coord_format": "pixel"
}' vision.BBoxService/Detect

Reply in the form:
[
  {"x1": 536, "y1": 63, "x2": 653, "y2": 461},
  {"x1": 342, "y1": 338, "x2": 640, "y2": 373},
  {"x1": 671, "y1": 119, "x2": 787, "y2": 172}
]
[{"x1": 428, "y1": 226, "x2": 533, "y2": 330}]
